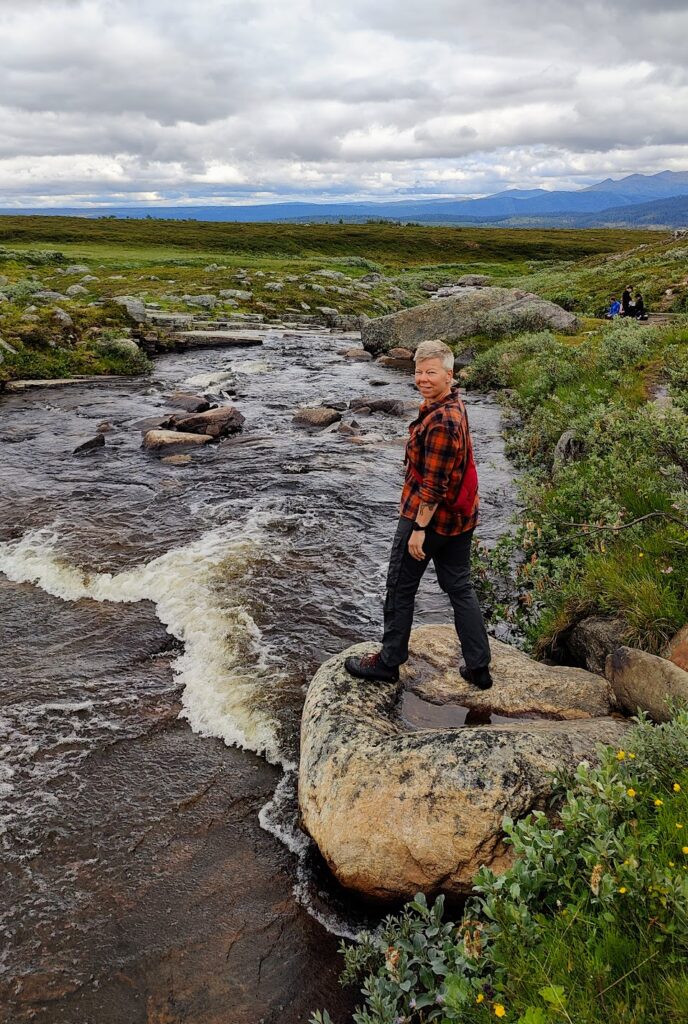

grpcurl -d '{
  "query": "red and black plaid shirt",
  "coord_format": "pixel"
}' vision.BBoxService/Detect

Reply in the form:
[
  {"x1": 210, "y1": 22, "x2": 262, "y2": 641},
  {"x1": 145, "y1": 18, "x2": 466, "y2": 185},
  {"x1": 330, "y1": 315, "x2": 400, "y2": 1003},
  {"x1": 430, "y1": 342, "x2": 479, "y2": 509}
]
[{"x1": 400, "y1": 388, "x2": 479, "y2": 536}]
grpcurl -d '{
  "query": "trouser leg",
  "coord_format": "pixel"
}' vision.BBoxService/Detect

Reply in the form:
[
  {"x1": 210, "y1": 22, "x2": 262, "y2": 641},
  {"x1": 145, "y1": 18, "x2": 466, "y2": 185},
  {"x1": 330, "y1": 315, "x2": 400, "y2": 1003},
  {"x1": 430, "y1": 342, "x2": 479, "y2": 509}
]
[
  {"x1": 381, "y1": 517, "x2": 431, "y2": 667},
  {"x1": 432, "y1": 529, "x2": 491, "y2": 670}
]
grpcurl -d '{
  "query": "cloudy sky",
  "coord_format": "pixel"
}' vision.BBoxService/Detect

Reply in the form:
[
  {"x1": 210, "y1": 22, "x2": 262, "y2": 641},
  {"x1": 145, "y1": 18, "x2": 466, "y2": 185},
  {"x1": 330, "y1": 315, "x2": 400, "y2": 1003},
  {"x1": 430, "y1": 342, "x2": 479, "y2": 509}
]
[{"x1": 1, "y1": 0, "x2": 687, "y2": 206}]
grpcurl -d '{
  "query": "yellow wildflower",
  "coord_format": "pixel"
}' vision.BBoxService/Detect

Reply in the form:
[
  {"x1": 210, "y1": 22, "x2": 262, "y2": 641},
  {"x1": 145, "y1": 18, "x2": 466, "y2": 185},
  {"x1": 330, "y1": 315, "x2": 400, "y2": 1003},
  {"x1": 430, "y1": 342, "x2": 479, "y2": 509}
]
[
  {"x1": 669, "y1": 862, "x2": 675, "y2": 867},
  {"x1": 638, "y1": 552, "x2": 645, "y2": 558},
  {"x1": 616, "y1": 750, "x2": 626, "y2": 760},
  {"x1": 682, "y1": 847, "x2": 688, "y2": 855},
  {"x1": 618, "y1": 886, "x2": 627, "y2": 894},
  {"x1": 627, "y1": 788, "x2": 637, "y2": 798},
  {"x1": 628, "y1": 753, "x2": 636, "y2": 759},
  {"x1": 476, "y1": 994, "x2": 485, "y2": 1004},
  {"x1": 494, "y1": 1005, "x2": 506, "y2": 1019},
  {"x1": 677, "y1": 823, "x2": 684, "y2": 829},
  {"x1": 674, "y1": 783, "x2": 681, "y2": 792},
  {"x1": 655, "y1": 799, "x2": 664, "y2": 807}
]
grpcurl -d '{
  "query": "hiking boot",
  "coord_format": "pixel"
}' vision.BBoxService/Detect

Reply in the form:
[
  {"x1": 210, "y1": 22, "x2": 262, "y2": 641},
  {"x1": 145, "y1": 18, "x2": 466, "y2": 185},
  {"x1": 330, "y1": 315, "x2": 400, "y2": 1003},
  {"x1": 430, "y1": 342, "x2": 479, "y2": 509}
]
[
  {"x1": 344, "y1": 651, "x2": 399, "y2": 683},
  {"x1": 459, "y1": 663, "x2": 493, "y2": 690}
]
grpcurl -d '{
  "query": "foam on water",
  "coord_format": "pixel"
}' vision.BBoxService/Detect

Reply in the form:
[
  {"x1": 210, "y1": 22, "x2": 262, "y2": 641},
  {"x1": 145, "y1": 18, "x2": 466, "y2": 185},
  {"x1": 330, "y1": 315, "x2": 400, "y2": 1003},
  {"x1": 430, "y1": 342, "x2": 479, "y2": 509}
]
[{"x1": 0, "y1": 514, "x2": 293, "y2": 770}]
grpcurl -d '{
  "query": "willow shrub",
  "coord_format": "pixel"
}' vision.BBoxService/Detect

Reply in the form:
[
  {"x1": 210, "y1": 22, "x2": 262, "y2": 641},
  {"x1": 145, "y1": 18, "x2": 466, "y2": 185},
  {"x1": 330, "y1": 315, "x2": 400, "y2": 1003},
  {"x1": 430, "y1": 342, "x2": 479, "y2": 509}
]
[
  {"x1": 312, "y1": 713, "x2": 688, "y2": 1024},
  {"x1": 465, "y1": 320, "x2": 688, "y2": 653}
]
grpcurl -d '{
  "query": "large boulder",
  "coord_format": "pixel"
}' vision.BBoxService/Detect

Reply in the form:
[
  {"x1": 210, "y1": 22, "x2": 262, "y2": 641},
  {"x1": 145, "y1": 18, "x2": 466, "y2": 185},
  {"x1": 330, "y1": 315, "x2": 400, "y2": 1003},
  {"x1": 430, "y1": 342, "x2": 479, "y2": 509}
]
[
  {"x1": 606, "y1": 646, "x2": 688, "y2": 722},
  {"x1": 299, "y1": 624, "x2": 627, "y2": 901},
  {"x1": 361, "y1": 288, "x2": 578, "y2": 355}
]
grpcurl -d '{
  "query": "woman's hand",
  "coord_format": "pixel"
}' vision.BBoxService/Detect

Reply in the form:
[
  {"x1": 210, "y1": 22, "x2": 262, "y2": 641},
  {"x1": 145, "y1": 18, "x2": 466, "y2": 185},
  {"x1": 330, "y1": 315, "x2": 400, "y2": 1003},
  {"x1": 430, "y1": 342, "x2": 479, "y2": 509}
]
[{"x1": 408, "y1": 529, "x2": 426, "y2": 561}]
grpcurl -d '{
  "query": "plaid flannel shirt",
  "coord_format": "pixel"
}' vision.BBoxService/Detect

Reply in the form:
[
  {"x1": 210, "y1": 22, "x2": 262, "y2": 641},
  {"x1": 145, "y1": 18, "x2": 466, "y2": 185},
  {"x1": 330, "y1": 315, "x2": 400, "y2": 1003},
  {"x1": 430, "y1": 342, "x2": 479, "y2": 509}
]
[{"x1": 400, "y1": 388, "x2": 480, "y2": 536}]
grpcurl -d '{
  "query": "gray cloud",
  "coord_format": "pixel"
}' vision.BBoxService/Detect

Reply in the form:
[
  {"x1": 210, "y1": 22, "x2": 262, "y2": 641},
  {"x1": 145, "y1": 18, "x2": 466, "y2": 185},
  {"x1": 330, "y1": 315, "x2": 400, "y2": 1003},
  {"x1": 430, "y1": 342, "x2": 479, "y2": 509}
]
[{"x1": 0, "y1": 0, "x2": 685, "y2": 204}]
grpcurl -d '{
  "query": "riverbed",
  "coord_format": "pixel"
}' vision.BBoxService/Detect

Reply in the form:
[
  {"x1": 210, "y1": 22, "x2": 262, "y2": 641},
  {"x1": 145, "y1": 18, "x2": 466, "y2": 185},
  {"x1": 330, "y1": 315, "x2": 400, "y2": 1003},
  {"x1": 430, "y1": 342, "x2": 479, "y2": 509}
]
[{"x1": 0, "y1": 331, "x2": 516, "y2": 1023}]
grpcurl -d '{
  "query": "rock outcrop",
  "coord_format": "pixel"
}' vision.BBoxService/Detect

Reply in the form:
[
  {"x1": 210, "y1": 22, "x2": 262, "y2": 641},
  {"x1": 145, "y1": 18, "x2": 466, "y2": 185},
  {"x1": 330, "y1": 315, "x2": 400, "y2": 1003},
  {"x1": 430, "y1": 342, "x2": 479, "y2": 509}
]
[
  {"x1": 361, "y1": 288, "x2": 578, "y2": 355},
  {"x1": 606, "y1": 646, "x2": 688, "y2": 722},
  {"x1": 299, "y1": 625, "x2": 627, "y2": 902}
]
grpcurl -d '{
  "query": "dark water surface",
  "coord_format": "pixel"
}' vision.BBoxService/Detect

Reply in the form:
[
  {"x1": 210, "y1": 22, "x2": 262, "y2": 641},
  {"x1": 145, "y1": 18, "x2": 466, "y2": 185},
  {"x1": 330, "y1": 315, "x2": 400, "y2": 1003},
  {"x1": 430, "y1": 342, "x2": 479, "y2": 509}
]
[{"x1": 0, "y1": 332, "x2": 516, "y2": 1023}]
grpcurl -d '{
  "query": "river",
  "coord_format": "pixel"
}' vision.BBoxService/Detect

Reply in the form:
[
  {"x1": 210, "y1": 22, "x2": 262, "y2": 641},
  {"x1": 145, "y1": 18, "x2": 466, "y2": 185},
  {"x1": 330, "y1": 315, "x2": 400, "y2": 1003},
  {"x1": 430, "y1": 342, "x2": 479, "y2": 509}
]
[{"x1": 0, "y1": 330, "x2": 516, "y2": 1024}]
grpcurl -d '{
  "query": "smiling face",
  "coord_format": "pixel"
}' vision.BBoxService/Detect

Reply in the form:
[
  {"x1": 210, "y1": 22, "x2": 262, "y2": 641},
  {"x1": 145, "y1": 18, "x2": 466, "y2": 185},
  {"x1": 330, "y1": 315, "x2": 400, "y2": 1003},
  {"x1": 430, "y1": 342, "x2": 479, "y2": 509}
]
[{"x1": 414, "y1": 356, "x2": 453, "y2": 403}]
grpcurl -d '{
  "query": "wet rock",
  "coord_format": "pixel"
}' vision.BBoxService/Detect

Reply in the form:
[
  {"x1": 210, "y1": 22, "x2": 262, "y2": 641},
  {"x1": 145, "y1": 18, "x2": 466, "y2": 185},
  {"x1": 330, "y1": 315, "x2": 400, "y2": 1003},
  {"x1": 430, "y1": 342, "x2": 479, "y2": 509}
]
[
  {"x1": 349, "y1": 397, "x2": 408, "y2": 416},
  {"x1": 97, "y1": 421, "x2": 114, "y2": 433},
  {"x1": 664, "y1": 624, "x2": 688, "y2": 672},
  {"x1": 114, "y1": 295, "x2": 146, "y2": 322},
  {"x1": 343, "y1": 347, "x2": 372, "y2": 361},
  {"x1": 566, "y1": 616, "x2": 630, "y2": 674},
  {"x1": 164, "y1": 392, "x2": 213, "y2": 414},
  {"x1": 606, "y1": 646, "x2": 688, "y2": 722},
  {"x1": 161, "y1": 454, "x2": 192, "y2": 465},
  {"x1": 73, "y1": 434, "x2": 105, "y2": 455},
  {"x1": 143, "y1": 429, "x2": 213, "y2": 450},
  {"x1": 361, "y1": 288, "x2": 579, "y2": 355},
  {"x1": 299, "y1": 624, "x2": 626, "y2": 901},
  {"x1": 172, "y1": 406, "x2": 245, "y2": 438},
  {"x1": 376, "y1": 356, "x2": 414, "y2": 370},
  {"x1": 293, "y1": 407, "x2": 342, "y2": 428}
]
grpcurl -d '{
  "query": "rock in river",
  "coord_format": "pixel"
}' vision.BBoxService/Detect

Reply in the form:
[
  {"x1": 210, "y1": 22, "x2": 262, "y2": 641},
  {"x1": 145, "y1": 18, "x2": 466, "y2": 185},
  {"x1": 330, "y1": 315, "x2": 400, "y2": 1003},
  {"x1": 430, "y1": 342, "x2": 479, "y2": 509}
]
[
  {"x1": 171, "y1": 406, "x2": 245, "y2": 438},
  {"x1": 293, "y1": 407, "x2": 342, "y2": 428},
  {"x1": 299, "y1": 624, "x2": 627, "y2": 901},
  {"x1": 143, "y1": 429, "x2": 213, "y2": 450}
]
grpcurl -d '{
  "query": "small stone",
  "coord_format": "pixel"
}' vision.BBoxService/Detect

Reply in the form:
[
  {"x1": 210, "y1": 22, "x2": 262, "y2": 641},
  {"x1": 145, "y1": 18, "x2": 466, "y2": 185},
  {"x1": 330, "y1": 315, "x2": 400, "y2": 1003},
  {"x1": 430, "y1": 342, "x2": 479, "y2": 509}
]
[
  {"x1": 161, "y1": 454, "x2": 192, "y2": 465},
  {"x1": 73, "y1": 434, "x2": 105, "y2": 454},
  {"x1": 66, "y1": 284, "x2": 89, "y2": 297}
]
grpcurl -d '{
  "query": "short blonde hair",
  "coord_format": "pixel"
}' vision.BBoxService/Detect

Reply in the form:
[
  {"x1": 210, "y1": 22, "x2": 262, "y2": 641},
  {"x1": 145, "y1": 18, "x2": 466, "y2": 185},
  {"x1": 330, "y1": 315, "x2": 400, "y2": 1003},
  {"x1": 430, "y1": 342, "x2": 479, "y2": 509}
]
[{"x1": 414, "y1": 339, "x2": 454, "y2": 371}]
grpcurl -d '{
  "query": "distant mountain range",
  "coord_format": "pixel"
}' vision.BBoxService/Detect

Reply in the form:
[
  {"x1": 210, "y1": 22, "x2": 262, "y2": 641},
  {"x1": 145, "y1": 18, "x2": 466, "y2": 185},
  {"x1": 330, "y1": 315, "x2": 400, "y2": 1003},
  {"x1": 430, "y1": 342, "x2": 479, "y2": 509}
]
[{"x1": 3, "y1": 170, "x2": 688, "y2": 228}]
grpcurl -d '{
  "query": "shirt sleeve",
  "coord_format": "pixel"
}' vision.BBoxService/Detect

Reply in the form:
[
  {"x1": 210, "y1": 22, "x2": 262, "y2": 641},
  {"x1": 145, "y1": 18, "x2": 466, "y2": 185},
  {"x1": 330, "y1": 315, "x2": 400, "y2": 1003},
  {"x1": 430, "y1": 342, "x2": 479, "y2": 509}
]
[{"x1": 419, "y1": 417, "x2": 464, "y2": 504}]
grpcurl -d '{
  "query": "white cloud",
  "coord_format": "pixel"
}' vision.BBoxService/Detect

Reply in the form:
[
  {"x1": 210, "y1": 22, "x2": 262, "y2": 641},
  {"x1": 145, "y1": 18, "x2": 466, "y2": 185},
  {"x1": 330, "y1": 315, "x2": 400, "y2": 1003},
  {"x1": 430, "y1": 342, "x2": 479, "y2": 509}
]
[{"x1": 0, "y1": 0, "x2": 685, "y2": 205}]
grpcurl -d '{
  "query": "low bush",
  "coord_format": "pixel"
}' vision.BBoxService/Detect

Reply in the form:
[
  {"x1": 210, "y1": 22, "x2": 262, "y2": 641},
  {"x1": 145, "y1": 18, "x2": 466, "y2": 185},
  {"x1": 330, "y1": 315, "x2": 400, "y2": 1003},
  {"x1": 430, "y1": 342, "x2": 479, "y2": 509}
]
[
  {"x1": 465, "y1": 319, "x2": 688, "y2": 653},
  {"x1": 313, "y1": 713, "x2": 688, "y2": 1024}
]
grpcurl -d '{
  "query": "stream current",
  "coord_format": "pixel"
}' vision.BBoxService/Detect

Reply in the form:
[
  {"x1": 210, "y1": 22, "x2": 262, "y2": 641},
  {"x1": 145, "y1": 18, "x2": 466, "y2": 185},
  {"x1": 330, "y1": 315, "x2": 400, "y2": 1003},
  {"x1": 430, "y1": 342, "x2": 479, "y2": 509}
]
[{"x1": 0, "y1": 331, "x2": 516, "y2": 1024}]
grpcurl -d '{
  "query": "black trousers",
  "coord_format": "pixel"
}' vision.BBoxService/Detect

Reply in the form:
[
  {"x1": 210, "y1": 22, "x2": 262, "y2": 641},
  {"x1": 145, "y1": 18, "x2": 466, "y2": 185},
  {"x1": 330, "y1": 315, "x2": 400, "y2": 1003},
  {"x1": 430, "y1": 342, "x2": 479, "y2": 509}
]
[{"x1": 381, "y1": 517, "x2": 491, "y2": 670}]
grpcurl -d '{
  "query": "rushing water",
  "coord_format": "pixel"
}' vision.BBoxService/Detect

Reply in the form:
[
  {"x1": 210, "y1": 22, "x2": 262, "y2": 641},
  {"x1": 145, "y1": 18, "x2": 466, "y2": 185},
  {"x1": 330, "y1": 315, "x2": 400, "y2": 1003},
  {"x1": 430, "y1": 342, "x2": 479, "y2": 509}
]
[{"x1": 0, "y1": 331, "x2": 516, "y2": 1023}]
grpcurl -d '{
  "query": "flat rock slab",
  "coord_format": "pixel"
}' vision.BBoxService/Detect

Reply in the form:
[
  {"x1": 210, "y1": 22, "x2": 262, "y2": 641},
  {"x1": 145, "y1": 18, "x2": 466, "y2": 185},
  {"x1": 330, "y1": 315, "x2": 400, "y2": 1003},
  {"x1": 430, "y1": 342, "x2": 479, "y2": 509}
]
[
  {"x1": 173, "y1": 331, "x2": 265, "y2": 347},
  {"x1": 299, "y1": 624, "x2": 628, "y2": 902}
]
